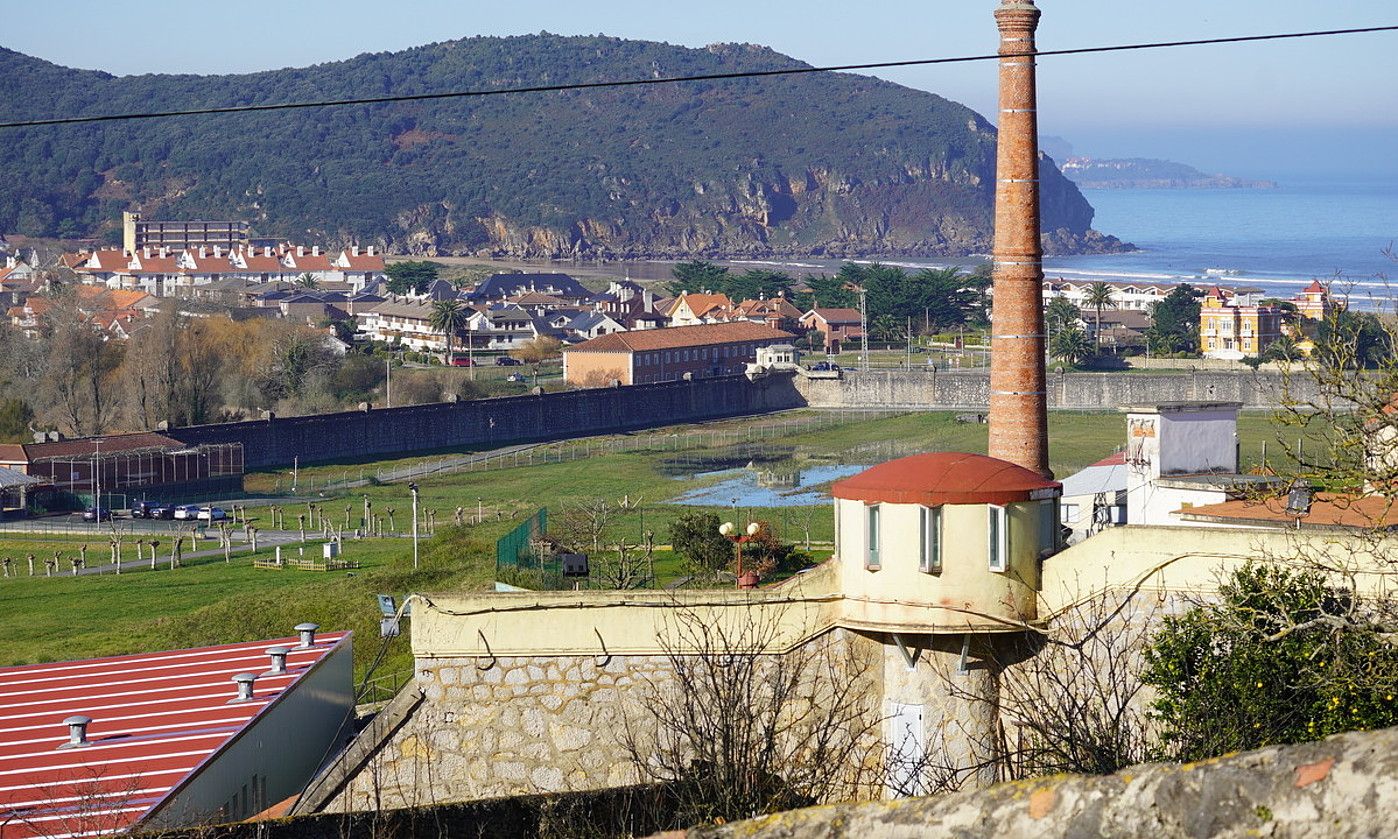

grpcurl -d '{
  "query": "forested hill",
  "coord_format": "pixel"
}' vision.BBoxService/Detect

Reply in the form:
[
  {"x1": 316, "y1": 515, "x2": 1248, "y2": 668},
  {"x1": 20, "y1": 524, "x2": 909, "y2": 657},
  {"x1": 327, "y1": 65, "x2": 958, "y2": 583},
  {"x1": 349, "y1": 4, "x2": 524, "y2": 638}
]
[{"x1": 0, "y1": 35, "x2": 1124, "y2": 258}]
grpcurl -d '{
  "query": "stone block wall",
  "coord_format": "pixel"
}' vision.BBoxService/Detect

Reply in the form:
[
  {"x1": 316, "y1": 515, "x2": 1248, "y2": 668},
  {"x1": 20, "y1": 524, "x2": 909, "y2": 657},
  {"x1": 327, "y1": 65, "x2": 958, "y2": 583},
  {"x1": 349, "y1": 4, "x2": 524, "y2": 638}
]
[
  {"x1": 328, "y1": 653, "x2": 676, "y2": 812},
  {"x1": 328, "y1": 627, "x2": 892, "y2": 813},
  {"x1": 796, "y1": 369, "x2": 1321, "y2": 411}
]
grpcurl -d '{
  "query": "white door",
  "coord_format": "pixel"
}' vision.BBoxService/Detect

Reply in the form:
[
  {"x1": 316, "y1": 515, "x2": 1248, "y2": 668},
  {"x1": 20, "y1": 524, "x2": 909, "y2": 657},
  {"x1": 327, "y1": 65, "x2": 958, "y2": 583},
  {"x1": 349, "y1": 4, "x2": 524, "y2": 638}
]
[{"x1": 886, "y1": 702, "x2": 927, "y2": 797}]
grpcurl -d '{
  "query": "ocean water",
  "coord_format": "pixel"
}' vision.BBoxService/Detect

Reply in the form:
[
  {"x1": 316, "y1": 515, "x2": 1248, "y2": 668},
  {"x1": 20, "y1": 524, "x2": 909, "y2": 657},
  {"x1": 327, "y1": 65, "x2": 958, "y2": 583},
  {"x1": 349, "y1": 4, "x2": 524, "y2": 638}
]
[
  {"x1": 1048, "y1": 178, "x2": 1398, "y2": 308},
  {"x1": 721, "y1": 177, "x2": 1398, "y2": 310}
]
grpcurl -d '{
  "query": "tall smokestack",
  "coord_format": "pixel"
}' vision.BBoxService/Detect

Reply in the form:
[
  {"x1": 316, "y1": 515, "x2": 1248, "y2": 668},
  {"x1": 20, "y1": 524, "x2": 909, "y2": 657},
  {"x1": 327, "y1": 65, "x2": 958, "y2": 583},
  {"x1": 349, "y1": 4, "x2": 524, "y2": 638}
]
[{"x1": 988, "y1": 0, "x2": 1050, "y2": 478}]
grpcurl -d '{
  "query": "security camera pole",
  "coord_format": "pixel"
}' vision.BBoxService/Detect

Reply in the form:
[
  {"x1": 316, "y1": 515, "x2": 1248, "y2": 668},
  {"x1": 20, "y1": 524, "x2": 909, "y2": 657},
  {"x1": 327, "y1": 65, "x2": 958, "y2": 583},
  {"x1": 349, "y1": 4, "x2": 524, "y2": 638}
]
[{"x1": 409, "y1": 482, "x2": 420, "y2": 569}]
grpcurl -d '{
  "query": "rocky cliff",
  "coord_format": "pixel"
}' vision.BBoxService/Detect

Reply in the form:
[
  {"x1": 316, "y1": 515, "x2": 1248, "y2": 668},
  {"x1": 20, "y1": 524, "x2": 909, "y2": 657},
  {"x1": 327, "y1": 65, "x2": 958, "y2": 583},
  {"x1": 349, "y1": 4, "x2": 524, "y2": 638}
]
[{"x1": 0, "y1": 36, "x2": 1128, "y2": 258}]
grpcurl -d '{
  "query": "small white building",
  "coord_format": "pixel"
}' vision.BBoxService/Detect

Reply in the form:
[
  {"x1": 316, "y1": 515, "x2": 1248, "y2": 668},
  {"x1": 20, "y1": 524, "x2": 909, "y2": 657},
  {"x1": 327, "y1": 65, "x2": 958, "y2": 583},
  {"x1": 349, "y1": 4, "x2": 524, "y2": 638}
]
[{"x1": 1123, "y1": 401, "x2": 1278, "y2": 526}]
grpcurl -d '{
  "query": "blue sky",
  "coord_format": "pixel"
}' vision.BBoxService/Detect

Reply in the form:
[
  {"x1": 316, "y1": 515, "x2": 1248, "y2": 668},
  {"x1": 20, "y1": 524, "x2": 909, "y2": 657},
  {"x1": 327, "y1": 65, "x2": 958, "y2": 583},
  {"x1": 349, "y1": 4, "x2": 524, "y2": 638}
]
[{"x1": 6, "y1": 1, "x2": 1396, "y2": 177}]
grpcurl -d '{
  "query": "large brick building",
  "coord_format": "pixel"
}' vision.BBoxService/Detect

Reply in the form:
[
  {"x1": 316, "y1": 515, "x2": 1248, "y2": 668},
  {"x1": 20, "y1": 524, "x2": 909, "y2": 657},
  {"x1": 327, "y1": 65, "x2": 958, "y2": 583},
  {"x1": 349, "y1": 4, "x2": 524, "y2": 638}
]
[{"x1": 563, "y1": 322, "x2": 794, "y2": 386}]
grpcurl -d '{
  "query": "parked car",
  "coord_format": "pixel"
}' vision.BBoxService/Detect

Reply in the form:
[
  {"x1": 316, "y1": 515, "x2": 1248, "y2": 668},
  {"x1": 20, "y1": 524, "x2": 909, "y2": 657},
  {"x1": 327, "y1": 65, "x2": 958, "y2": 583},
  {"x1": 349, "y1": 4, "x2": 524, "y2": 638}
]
[
  {"x1": 450, "y1": 356, "x2": 476, "y2": 367},
  {"x1": 81, "y1": 506, "x2": 112, "y2": 522},
  {"x1": 495, "y1": 356, "x2": 522, "y2": 366},
  {"x1": 809, "y1": 361, "x2": 834, "y2": 371},
  {"x1": 196, "y1": 507, "x2": 229, "y2": 522},
  {"x1": 172, "y1": 504, "x2": 201, "y2": 521},
  {"x1": 131, "y1": 500, "x2": 161, "y2": 518},
  {"x1": 148, "y1": 504, "x2": 176, "y2": 520}
]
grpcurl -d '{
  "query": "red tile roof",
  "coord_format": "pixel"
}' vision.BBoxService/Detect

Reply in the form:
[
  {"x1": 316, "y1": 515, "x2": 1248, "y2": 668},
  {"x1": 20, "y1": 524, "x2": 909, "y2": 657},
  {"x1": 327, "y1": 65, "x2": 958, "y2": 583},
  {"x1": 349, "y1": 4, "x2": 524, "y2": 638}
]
[
  {"x1": 667, "y1": 293, "x2": 732, "y2": 318},
  {"x1": 833, "y1": 452, "x2": 1061, "y2": 506},
  {"x1": 1300, "y1": 279, "x2": 1326, "y2": 294},
  {"x1": 805, "y1": 308, "x2": 863, "y2": 324},
  {"x1": 0, "y1": 632, "x2": 349, "y2": 839},
  {"x1": 565, "y1": 322, "x2": 794, "y2": 353},
  {"x1": 1176, "y1": 492, "x2": 1398, "y2": 530}
]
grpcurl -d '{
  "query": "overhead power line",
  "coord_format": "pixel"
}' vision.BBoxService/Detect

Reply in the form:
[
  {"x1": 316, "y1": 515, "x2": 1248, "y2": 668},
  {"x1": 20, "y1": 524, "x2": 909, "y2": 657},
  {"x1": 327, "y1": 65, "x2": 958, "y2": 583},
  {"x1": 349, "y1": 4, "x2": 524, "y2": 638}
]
[{"x1": 0, "y1": 24, "x2": 1394, "y2": 130}]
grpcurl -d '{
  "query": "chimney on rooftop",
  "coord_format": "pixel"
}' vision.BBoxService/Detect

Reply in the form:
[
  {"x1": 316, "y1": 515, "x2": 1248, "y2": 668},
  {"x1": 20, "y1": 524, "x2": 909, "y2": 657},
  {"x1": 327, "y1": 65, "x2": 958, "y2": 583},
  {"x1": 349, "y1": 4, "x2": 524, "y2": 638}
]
[
  {"x1": 213, "y1": 244, "x2": 222, "y2": 258},
  {"x1": 987, "y1": 0, "x2": 1051, "y2": 479},
  {"x1": 61, "y1": 715, "x2": 92, "y2": 748},
  {"x1": 367, "y1": 245, "x2": 376, "y2": 256},
  {"x1": 230, "y1": 672, "x2": 258, "y2": 702},
  {"x1": 264, "y1": 246, "x2": 272, "y2": 257},
  {"x1": 264, "y1": 646, "x2": 290, "y2": 675},
  {"x1": 199, "y1": 245, "x2": 207, "y2": 258},
  {"x1": 143, "y1": 247, "x2": 151, "y2": 259},
  {"x1": 295, "y1": 622, "x2": 319, "y2": 648},
  {"x1": 296, "y1": 246, "x2": 305, "y2": 257},
  {"x1": 312, "y1": 245, "x2": 320, "y2": 257}
]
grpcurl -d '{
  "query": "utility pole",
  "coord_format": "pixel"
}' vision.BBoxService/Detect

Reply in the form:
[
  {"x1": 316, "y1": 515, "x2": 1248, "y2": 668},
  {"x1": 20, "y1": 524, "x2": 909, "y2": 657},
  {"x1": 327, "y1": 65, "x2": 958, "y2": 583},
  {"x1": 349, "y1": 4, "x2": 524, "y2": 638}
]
[
  {"x1": 409, "y1": 482, "x2": 420, "y2": 570},
  {"x1": 386, "y1": 356, "x2": 392, "y2": 407},
  {"x1": 906, "y1": 316, "x2": 913, "y2": 370},
  {"x1": 93, "y1": 438, "x2": 102, "y2": 520},
  {"x1": 858, "y1": 285, "x2": 869, "y2": 372}
]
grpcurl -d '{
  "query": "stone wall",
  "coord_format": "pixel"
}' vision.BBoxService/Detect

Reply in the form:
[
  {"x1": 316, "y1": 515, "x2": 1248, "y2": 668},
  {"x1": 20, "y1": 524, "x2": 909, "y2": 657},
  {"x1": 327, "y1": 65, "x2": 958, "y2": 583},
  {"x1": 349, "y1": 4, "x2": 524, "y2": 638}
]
[
  {"x1": 795, "y1": 369, "x2": 1320, "y2": 411},
  {"x1": 169, "y1": 373, "x2": 803, "y2": 469},
  {"x1": 328, "y1": 627, "x2": 886, "y2": 814},
  {"x1": 692, "y1": 725, "x2": 1398, "y2": 838},
  {"x1": 328, "y1": 653, "x2": 676, "y2": 812}
]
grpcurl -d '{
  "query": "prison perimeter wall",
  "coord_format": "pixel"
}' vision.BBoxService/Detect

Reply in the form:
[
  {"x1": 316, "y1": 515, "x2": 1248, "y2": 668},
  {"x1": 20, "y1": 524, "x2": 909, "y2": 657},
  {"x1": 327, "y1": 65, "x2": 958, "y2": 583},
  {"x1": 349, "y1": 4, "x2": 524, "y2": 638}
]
[{"x1": 168, "y1": 373, "x2": 804, "y2": 470}]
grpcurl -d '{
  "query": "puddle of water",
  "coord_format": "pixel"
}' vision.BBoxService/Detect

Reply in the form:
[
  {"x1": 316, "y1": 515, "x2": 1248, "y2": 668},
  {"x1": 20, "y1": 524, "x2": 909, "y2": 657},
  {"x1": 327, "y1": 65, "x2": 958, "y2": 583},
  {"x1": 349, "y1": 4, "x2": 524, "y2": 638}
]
[{"x1": 670, "y1": 463, "x2": 867, "y2": 508}]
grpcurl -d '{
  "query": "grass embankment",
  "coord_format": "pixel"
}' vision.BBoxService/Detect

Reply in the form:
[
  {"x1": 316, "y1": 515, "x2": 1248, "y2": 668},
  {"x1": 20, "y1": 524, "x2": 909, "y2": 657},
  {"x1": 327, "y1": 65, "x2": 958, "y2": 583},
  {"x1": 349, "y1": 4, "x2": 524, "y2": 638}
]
[
  {"x1": 0, "y1": 409, "x2": 1288, "y2": 677},
  {"x1": 0, "y1": 529, "x2": 500, "y2": 679}
]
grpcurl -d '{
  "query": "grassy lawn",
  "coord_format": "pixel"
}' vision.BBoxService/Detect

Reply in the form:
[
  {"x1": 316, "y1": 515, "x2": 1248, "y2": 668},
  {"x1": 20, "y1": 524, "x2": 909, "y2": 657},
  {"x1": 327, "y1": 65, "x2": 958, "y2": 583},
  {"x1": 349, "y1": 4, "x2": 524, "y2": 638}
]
[{"x1": 0, "y1": 408, "x2": 1292, "y2": 679}]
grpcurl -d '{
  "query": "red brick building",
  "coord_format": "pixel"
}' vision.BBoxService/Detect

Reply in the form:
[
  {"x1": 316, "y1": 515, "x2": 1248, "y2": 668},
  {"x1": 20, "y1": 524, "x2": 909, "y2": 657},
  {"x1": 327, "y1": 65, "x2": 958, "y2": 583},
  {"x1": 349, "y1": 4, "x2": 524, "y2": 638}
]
[
  {"x1": 800, "y1": 308, "x2": 863, "y2": 353},
  {"x1": 563, "y1": 322, "x2": 795, "y2": 386}
]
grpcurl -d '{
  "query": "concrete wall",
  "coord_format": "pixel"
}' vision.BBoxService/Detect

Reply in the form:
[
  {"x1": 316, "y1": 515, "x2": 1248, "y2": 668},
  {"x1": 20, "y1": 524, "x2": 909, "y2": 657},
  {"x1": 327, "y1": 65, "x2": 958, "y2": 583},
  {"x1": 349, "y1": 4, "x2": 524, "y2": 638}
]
[
  {"x1": 795, "y1": 369, "x2": 1319, "y2": 411},
  {"x1": 169, "y1": 373, "x2": 803, "y2": 470}
]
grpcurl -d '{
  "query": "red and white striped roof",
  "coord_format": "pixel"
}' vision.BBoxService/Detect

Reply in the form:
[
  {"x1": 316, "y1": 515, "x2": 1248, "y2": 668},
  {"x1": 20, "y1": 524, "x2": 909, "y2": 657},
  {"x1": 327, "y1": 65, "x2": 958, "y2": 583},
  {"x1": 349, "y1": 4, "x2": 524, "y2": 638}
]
[{"x1": 0, "y1": 631, "x2": 349, "y2": 839}]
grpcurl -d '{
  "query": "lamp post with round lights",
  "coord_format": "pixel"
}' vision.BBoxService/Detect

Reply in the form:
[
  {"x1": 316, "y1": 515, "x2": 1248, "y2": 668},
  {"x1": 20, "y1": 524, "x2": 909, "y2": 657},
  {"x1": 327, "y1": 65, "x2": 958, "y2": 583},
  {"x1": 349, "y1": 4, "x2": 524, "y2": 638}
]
[{"x1": 719, "y1": 520, "x2": 762, "y2": 589}]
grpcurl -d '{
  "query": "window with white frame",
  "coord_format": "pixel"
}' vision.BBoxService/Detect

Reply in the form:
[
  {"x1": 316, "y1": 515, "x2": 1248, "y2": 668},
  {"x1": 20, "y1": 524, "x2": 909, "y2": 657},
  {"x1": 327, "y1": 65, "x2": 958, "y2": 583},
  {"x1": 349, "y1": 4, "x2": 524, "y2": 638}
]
[
  {"x1": 866, "y1": 504, "x2": 881, "y2": 570},
  {"x1": 987, "y1": 505, "x2": 1008, "y2": 572},
  {"x1": 919, "y1": 506, "x2": 942, "y2": 573}
]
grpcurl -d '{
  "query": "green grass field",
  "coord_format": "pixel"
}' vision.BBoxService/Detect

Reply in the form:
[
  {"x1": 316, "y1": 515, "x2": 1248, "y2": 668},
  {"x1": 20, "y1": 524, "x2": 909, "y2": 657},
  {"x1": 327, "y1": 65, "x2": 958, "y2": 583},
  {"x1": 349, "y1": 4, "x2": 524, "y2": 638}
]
[{"x1": 0, "y1": 409, "x2": 1289, "y2": 682}]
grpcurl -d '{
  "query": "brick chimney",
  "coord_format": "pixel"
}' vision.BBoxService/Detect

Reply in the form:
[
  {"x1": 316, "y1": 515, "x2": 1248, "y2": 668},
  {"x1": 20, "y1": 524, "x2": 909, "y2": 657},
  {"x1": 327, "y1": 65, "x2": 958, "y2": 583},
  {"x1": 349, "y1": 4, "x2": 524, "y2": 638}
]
[{"x1": 988, "y1": 0, "x2": 1051, "y2": 478}]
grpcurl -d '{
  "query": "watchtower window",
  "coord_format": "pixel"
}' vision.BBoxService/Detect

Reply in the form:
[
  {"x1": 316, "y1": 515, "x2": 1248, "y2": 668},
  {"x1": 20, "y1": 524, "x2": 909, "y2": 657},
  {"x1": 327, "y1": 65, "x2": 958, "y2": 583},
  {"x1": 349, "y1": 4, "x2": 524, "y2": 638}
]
[
  {"x1": 988, "y1": 505, "x2": 1008, "y2": 573},
  {"x1": 919, "y1": 506, "x2": 942, "y2": 574},
  {"x1": 866, "y1": 504, "x2": 881, "y2": 570}
]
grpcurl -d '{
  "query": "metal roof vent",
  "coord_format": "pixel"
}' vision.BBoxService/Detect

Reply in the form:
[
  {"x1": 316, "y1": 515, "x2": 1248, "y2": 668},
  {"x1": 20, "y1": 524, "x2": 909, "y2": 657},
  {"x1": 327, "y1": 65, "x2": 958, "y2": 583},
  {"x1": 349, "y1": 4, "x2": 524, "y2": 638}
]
[
  {"x1": 61, "y1": 715, "x2": 92, "y2": 748},
  {"x1": 265, "y1": 646, "x2": 290, "y2": 675},
  {"x1": 294, "y1": 623, "x2": 320, "y2": 649},
  {"x1": 230, "y1": 672, "x2": 258, "y2": 703}
]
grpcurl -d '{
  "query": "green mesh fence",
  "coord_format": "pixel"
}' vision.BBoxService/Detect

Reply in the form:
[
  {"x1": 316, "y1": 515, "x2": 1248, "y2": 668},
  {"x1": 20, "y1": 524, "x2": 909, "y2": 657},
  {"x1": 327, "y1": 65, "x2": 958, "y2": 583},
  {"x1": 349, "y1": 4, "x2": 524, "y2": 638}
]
[{"x1": 495, "y1": 508, "x2": 551, "y2": 582}]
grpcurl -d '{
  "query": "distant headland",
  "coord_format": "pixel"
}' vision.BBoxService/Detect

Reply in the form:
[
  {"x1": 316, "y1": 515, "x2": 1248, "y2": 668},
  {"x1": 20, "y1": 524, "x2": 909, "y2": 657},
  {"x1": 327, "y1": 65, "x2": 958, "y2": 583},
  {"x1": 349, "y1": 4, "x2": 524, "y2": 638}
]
[{"x1": 1060, "y1": 157, "x2": 1278, "y2": 190}]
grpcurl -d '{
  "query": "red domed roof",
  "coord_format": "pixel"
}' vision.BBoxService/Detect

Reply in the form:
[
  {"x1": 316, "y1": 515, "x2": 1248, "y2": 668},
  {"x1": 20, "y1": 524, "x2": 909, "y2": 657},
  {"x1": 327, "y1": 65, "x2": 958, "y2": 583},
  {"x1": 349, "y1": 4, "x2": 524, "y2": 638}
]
[{"x1": 832, "y1": 452, "x2": 1061, "y2": 506}]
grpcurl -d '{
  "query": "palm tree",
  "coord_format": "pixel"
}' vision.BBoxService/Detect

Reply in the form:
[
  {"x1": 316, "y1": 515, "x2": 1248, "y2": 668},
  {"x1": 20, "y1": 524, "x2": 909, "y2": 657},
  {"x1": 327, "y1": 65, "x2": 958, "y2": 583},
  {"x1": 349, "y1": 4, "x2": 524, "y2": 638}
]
[
  {"x1": 1050, "y1": 326, "x2": 1094, "y2": 367},
  {"x1": 295, "y1": 272, "x2": 319, "y2": 290},
  {"x1": 1084, "y1": 282, "x2": 1115, "y2": 350},
  {"x1": 429, "y1": 299, "x2": 470, "y2": 365}
]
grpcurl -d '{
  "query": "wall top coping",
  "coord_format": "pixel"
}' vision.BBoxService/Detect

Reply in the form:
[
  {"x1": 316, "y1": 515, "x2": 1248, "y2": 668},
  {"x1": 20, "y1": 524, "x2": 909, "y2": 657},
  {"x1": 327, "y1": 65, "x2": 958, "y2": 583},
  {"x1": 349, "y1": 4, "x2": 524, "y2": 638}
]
[{"x1": 1119, "y1": 401, "x2": 1244, "y2": 414}]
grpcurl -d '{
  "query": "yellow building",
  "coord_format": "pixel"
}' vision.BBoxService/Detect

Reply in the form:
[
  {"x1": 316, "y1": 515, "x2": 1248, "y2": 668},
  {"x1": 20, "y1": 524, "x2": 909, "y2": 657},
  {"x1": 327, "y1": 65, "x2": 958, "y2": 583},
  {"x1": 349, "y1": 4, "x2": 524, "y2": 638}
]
[{"x1": 1199, "y1": 286, "x2": 1282, "y2": 359}]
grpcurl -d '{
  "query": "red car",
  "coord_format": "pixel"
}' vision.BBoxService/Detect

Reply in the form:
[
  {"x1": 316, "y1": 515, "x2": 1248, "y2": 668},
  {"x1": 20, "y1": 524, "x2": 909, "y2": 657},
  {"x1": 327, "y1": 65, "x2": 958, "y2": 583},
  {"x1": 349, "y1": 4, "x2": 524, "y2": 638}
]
[{"x1": 450, "y1": 356, "x2": 475, "y2": 367}]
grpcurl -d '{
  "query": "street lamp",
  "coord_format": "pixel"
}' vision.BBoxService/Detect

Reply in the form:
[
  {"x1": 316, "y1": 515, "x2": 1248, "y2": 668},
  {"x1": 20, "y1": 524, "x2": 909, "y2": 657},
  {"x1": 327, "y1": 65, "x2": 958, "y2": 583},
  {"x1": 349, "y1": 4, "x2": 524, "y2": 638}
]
[
  {"x1": 719, "y1": 520, "x2": 762, "y2": 589},
  {"x1": 409, "y1": 483, "x2": 420, "y2": 570}
]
